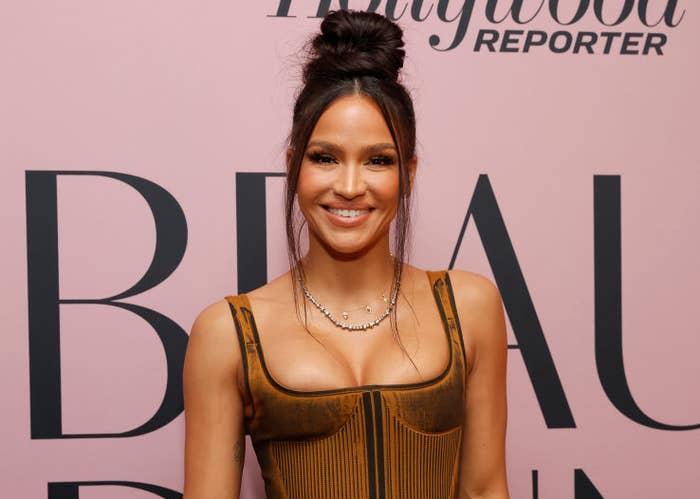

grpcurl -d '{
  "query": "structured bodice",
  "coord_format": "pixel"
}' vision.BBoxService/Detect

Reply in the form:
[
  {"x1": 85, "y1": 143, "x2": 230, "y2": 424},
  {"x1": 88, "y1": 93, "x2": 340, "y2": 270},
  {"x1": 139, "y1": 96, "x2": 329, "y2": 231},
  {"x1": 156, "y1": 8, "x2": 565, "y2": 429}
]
[{"x1": 225, "y1": 270, "x2": 468, "y2": 499}]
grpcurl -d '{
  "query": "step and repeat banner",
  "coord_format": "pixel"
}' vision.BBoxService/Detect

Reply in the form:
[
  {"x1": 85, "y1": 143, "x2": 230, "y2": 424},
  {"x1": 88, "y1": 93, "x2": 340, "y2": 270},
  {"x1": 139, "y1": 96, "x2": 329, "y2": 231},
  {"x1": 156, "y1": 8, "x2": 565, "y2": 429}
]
[{"x1": 2, "y1": 1, "x2": 698, "y2": 498}]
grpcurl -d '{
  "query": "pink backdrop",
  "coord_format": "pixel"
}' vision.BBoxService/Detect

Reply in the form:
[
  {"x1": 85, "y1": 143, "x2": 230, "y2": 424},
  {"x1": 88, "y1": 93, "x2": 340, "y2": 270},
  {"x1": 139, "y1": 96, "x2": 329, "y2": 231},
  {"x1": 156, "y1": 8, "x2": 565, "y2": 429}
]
[{"x1": 2, "y1": 1, "x2": 698, "y2": 497}]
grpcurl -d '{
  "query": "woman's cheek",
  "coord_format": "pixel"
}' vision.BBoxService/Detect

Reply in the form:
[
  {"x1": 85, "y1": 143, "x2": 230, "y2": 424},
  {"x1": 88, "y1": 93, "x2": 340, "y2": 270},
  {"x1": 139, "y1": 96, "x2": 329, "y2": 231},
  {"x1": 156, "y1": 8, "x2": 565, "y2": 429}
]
[
  {"x1": 373, "y1": 174, "x2": 400, "y2": 206},
  {"x1": 296, "y1": 167, "x2": 321, "y2": 210}
]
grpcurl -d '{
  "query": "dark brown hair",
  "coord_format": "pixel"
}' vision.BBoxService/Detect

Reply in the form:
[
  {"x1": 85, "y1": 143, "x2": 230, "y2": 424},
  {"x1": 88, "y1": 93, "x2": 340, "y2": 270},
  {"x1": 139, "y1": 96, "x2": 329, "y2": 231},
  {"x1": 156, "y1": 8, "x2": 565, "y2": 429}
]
[{"x1": 285, "y1": 10, "x2": 419, "y2": 370}]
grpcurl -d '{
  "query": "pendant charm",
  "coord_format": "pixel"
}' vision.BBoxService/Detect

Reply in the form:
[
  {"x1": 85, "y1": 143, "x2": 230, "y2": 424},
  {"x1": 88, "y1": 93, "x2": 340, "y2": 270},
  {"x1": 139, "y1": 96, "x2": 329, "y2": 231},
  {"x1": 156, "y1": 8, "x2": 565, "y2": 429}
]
[{"x1": 299, "y1": 274, "x2": 399, "y2": 332}]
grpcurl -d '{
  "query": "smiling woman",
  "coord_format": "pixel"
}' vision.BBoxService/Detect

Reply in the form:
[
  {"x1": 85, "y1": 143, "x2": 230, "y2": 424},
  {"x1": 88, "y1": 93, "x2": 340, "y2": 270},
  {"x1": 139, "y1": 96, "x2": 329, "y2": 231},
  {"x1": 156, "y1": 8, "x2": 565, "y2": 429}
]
[
  {"x1": 296, "y1": 96, "x2": 407, "y2": 261},
  {"x1": 183, "y1": 8, "x2": 509, "y2": 499}
]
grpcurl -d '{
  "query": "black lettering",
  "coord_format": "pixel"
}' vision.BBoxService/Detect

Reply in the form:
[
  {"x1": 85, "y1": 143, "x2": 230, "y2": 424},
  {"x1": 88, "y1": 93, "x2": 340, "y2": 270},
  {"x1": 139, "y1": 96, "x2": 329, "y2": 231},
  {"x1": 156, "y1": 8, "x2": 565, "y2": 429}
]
[
  {"x1": 594, "y1": 176, "x2": 700, "y2": 430},
  {"x1": 310, "y1": 0, "x2": 349, "y2": 18},
  {"x1": 386, "y1": 0, "x2": 409, "y2": 20},
  {"x1": 485, "y1": 0, "x2": 545, "y2": 24},
  {"x1": 549, "y1": 0, "x2": 590, "y2": 25},
  {"x1": 474, "y1": 29, "x2": 499, "y2": 52},
  {"x1": 411, "y1": 0, "x2": 434, "y2": 21},
  {"x1": 367, "y1": 0, "x2": 382, "y2": 12},
  {"x1": 643, "y1": 32, "x2": 667, "y2": 55},
  {"x1": 574, "y1": 31, "x2": 598, "y2": 53},
  {"x1": 531, "y1": 468, "x2": 607, "y2": 499},
  {"x1": 620, "y1": 32, "x2": 643, "y2": 55},
  {"x1": 593, "y1": 0, "x2": 633, "y2": 26},
  {"x1": 48, "y1": 481, "x2": 181, "y2": 498},
  {"x1": 638, "y1": 0, "x2": 685, "y2": 28},
  {"x1": 236, "y1": 172, "x2": 286, "y2": 293},
  {"x1": 600, "y1": 31, "x2": 622, "y2": 53},
  {"x1": 450, "y1": 174, "x2": 575, "y2": 428},
  {"x1": 532, "y1": 469, "x2": 539, "y2": 499},
  {"x1": 574, "y1": 469, "x2": 605, "y2": 498},
  {"x1": 26, "y1": 171, "x2": 188, "y2": 439},
  {"x1": 524, "y1": 30, "x2": 548, "y2": 52},
  {"x1": 549, "y1": 30, "x2": 573, "y2": 53},
  {"x1": 430, "y1": 0, "x2": 477, "y2": 51},
  {"x1": 500, "y1": 30, "x2": 523, "y2": 52},
  {"x1": 269, "y1": 0, "x2": 295, "y2": 17}
]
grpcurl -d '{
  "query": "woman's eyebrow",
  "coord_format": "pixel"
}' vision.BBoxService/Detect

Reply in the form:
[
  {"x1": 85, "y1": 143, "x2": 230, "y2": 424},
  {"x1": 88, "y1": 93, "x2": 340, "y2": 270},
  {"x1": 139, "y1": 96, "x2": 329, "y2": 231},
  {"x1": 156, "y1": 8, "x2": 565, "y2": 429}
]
[
  {"x1": 306, "y1": 140, "x2": 341, "y2": 154},
  {"x1": 364, "y1": 143, "x2": 397, "y2": 154},
  {"x1": 306, "y1": 140, "x2": 397, "y2": 155}
]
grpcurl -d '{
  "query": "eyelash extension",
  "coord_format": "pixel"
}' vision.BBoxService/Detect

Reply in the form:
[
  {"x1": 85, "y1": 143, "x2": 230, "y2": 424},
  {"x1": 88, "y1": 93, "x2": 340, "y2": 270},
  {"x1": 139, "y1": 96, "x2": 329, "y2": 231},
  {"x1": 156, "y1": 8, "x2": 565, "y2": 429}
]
[
  {"x1": 307, "y1": 152, "x2": 336, "y2": 164},
  {"x1": 368, "y1": 155, "x2": 396, "y2": 166},
  {"x1": 305, "y1": 151, "x2": 397, "y2": 166}
]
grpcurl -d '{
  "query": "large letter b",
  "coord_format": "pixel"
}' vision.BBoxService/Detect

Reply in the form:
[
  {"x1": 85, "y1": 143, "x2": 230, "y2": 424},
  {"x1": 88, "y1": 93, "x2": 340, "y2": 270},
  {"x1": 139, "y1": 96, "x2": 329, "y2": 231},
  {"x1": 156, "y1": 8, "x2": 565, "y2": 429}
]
[{"x1": 25, "y1": 171, "x2": 188, "y2": 439}]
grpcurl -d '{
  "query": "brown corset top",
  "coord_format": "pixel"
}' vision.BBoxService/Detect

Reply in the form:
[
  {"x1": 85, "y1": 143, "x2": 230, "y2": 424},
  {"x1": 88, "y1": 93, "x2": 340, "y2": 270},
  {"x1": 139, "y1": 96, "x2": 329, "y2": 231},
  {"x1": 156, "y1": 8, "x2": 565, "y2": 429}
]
[{"x1": 225, "y1": 270, "x2": 468, "y2": 499}]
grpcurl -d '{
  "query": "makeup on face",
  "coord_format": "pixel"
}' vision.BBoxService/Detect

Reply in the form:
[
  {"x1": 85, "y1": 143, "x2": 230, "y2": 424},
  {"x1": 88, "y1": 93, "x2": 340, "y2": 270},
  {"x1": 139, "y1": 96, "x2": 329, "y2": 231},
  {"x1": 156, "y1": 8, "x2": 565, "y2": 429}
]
[{"x1": 295, "y1": 95, "x2": 402, "y2": 255}]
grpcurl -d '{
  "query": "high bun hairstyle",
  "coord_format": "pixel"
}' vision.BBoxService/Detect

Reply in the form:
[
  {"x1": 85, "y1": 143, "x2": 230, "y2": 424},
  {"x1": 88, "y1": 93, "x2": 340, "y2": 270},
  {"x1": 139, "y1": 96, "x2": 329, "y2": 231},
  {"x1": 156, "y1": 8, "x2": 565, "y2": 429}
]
[
  {"x1": 304, "y1": 9, "x2": 406, "y2": 82},
  {"x1": 286, "y1": 10, "x2": 418, "y2": 368}
]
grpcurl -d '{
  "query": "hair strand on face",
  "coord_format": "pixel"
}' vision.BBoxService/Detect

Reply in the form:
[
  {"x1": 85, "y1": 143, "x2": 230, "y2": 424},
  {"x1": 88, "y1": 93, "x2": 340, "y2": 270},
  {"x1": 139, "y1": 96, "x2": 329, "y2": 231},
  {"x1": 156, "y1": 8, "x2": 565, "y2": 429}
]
[{"x1": 284, "y1": 9, "x2": 422, "y2": 378}]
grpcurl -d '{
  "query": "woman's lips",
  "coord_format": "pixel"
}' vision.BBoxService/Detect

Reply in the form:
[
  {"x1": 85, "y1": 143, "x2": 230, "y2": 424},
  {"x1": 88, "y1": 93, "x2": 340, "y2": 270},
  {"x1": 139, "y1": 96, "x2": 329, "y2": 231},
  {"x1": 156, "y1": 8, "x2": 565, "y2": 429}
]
[{"x1": 322, "y1": 205, "x2": 373, "y2": 227}]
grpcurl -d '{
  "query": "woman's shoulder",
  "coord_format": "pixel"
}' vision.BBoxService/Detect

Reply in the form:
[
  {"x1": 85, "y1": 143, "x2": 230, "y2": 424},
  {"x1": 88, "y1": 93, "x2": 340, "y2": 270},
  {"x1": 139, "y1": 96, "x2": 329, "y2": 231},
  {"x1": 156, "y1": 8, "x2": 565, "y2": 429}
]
[
  {"x1": 188, "y1": 269, "x2": 291, "y2": 340},
  {"x1": 203, "y1": 270, "x2": 295, "y2": 310},
  {"x1": 200, "y1": 271, "x2": 296, "y2": 341},
  {"x1": 408, "y1": 263, "x2": 499, "y2": 297},
  {"x1": 443, "y1": 268, "x2": 507, "y2": 351},
  {"x1": 186, "y1": 292, "x2": 256, "y2": 400},
  {"x1": 244, "y1": 270, "x2": 295, "y2": 310},
  {"x1": 444, "y1": 269, "x2": 501, "y2": 302},
  {"x1": 183, "y1": 297, "x2": 242, "y2": 402},
  {"x1": 403, "y1": 264, "x2": 500, "y2": 306},
  {"x1": 187, "y1": 298, "x2": 240, "y2": 365}
]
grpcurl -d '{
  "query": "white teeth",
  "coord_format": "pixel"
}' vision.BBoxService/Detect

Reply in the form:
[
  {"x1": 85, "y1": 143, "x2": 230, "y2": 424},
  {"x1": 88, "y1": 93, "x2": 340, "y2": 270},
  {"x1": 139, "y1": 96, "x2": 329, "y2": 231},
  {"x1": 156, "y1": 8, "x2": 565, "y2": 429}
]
[{"x1": 327, "y1": 207, "x2": 369, "y2": 218}]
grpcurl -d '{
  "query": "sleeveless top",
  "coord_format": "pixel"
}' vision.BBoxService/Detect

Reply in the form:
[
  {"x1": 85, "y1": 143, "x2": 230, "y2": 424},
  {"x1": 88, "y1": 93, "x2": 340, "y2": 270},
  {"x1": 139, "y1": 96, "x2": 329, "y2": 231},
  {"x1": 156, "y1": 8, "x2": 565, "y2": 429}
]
[{"x1": 225, "y1": 270, "x2": 468, "y2": 499}]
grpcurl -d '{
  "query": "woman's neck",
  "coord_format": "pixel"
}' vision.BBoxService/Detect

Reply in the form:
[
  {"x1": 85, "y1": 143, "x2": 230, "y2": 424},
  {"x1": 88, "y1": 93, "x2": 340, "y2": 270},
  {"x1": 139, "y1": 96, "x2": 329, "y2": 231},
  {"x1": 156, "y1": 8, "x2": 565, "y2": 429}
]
[{"x1": 299, "y1": 235, "x2": 397, "y2": 308}]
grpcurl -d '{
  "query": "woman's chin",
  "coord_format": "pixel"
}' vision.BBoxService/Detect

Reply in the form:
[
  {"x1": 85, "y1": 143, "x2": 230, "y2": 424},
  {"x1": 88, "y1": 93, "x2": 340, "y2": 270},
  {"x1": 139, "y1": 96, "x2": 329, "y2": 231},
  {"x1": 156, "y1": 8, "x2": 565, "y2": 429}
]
[
  {"x1": 325, "y1": 244, "x2": 370, "y2": 259},
  {"x1": 316, "y1": 235, "x2": 387, "y2": 260}
]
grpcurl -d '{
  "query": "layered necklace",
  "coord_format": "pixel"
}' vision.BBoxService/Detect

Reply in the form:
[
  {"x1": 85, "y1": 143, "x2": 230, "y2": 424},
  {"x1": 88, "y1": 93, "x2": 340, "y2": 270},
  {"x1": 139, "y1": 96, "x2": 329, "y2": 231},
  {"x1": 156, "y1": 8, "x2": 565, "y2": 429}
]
[{"x1": 299, "y1": 274, "x2": 399, "y2": 331}]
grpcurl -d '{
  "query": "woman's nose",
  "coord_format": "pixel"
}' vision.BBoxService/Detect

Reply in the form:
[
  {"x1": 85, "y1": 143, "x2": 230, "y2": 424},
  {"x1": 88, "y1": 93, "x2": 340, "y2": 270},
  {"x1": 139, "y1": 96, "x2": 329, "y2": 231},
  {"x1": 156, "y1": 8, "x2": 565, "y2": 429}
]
[{"x1": 333, "y1": 163, "x2": 366, "y2": 199}]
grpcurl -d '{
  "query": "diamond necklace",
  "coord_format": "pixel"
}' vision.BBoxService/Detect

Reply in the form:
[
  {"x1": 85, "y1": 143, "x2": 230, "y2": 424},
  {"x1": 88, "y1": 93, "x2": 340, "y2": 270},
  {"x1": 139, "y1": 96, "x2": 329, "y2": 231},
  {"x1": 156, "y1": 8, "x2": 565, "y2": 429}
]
[{"x1": 300, "y1": 279, "x2": 399, "y2": 331}]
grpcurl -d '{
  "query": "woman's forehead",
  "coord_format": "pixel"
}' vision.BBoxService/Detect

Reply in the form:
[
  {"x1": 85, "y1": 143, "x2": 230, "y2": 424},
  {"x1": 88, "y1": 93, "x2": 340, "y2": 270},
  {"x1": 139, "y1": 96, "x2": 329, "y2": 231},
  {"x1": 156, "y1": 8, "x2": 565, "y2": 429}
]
[{"x1": 309, "y1": 94, "x2": 394, "y2": 147}]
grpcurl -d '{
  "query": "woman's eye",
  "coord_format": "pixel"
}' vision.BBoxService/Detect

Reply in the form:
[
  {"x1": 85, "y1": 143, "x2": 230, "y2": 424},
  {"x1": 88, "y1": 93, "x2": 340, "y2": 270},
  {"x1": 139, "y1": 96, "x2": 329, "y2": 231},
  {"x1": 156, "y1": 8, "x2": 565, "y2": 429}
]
[
  {"x1": 307, "y1": 152, "x2": 336, "y2": 165},
  {"x1": 368, "y1": 155, "x2": 396, "y2": 166}
]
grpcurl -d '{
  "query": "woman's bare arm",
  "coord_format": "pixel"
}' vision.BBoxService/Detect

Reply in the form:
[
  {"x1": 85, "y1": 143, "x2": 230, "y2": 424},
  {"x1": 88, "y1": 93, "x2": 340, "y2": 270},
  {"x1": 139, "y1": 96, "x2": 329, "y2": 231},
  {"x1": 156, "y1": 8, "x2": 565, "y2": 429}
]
[
  {"x1": 450, "y1": 270, "x2": 509, "y2": 499},
  {"x1": 183, "y1": 299, "x2": 246, "y2": 499}
]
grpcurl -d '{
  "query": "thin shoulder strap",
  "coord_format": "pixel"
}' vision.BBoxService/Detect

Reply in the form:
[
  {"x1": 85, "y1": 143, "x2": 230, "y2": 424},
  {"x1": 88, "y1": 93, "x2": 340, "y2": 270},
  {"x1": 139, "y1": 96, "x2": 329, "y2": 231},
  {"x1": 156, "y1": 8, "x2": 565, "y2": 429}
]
[
  {"x1": 226, "y1": 294, "x2": 255, "y2": 345},
  {"x1": 224, "y1": 294, "x2": 262, "y2": 419},
  {"x1": 427, "y1": 270, "x2": 469, "y2": 376},
  {"x1": 427, "y1": 270, "x2": 459, "y2": 332}
]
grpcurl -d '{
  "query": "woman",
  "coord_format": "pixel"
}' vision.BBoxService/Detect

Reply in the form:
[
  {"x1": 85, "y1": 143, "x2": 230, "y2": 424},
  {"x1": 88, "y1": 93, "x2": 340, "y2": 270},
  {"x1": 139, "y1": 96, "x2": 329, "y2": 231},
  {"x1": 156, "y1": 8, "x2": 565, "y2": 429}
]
[{"x1": 183, "y1": 9, "x2": 508, "y2": 499}]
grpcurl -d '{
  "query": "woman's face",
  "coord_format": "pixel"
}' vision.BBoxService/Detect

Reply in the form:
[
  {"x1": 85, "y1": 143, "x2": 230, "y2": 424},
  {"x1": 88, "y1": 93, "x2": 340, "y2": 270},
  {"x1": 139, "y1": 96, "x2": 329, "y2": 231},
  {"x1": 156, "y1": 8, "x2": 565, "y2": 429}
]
[{"x1": 295, "y1": 94, "x2": 413, "y2": 257}]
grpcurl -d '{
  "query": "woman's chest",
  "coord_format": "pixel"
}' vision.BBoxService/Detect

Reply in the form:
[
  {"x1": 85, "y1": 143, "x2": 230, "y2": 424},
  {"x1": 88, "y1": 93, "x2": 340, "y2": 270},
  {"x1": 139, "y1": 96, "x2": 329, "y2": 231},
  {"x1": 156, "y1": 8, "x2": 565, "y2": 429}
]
[
  {"x1": 251, "y1": 297, "x2": 451, "y2": 394},
  {"x1": 245, "y1": 360, "x2": 466, "y2": 444}
]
